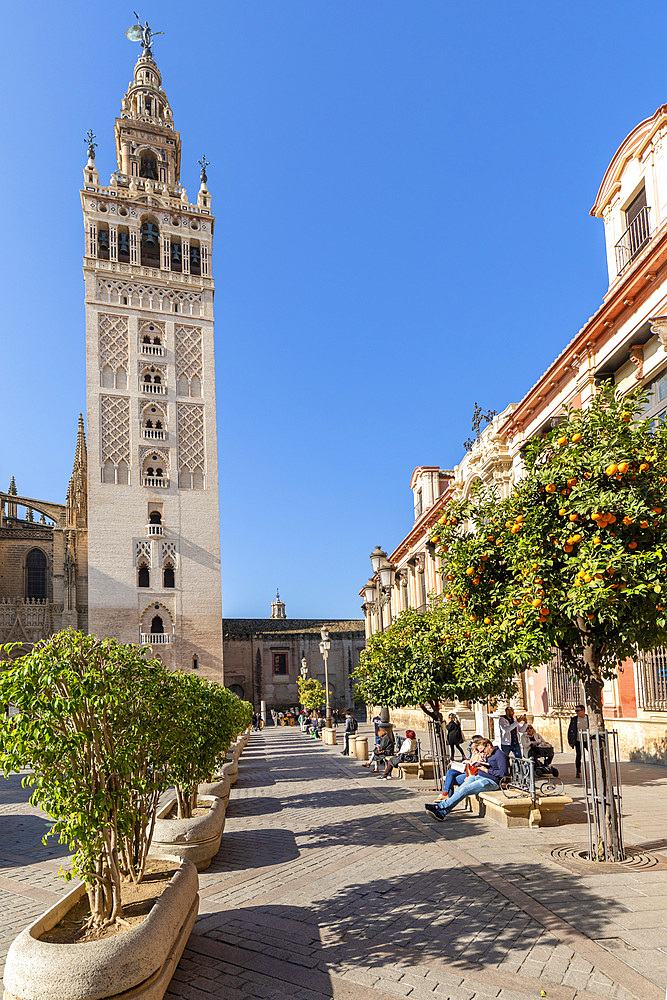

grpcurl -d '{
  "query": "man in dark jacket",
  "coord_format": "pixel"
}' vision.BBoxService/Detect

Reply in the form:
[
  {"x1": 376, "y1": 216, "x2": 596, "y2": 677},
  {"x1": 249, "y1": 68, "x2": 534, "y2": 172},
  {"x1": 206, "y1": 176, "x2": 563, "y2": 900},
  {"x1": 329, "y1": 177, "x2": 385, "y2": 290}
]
[
  {"x1": 341, "y1": 710, "x2": 358, "y2": 755},
  {"x1": 424, "y1": 740, "x2": 508, "y2": 821},
  {"x1": 567, "y1": 704, "x2": 588, "y2": 778}
]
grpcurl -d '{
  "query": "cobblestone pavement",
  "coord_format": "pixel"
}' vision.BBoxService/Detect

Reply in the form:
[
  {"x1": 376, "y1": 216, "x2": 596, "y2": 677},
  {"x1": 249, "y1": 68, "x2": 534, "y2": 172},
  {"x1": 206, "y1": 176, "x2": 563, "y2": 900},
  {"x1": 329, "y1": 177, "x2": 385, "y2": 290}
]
[{"x1": 1, "y1": 729, "x2": 667, "y2": 1000}]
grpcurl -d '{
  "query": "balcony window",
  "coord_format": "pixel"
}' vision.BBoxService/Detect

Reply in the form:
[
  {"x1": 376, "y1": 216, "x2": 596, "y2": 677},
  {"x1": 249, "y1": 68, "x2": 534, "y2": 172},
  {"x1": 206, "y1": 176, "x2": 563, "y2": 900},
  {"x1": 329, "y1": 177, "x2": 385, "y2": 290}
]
[{"x1": 615, "y1": 187, "x2": 650, "y2": 274}]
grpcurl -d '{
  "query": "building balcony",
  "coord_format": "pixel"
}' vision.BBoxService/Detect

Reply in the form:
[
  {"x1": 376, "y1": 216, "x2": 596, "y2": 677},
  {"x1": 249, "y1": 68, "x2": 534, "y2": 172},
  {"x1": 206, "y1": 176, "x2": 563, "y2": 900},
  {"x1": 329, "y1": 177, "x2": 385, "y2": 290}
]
[
  {"x1": 615, "y1": 206, "x2": 651, "y2": 275},
  {"x1": 146, "y1": 523, "x2": 163, "y2": 536},
  {"x1": 140, "y1": 633, "x2": 172, "y2": 645},
  {"x1": 141, "y1": 344, "x2": 166, "y2": 357},
  {"x1": 142, "y1": 428, "x2": 166, "y2": 440},
  {"x1": 140, "y1": 382, "x2": 167, "y2": 395},
  {"x1": 142, "y1": 476, "x2": 168, "y2": 489}
]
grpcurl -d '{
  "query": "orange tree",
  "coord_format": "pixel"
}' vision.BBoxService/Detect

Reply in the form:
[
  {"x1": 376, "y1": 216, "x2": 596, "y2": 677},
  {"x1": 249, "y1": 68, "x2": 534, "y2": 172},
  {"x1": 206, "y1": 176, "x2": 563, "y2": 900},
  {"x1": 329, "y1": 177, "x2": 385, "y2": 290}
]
[
  {"x1": 431, "y1": 383, "x2": 667, "y2": 735},
  {"x1": 352, "y1": 601, "x2": 530, "y2": 722},
  {"x1": 297, "y1": 676, "x2": 326, "y2": 713}
]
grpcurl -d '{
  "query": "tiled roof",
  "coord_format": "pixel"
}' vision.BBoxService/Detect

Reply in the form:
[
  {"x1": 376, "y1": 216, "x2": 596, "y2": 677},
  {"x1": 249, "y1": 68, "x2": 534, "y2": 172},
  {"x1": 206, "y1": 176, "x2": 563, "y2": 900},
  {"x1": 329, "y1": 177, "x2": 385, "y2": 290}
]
[{"x1": 223, "y1": 618, "x2": 365, "y2": 638}]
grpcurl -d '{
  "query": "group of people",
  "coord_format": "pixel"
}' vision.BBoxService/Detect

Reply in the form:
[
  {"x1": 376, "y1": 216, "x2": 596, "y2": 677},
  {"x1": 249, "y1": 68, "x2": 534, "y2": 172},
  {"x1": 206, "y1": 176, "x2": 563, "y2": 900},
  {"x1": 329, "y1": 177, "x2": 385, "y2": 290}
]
[
  {"x1": 424, "y1": 704, "x2": 589, "y2": 823},
  {"x1": 361, "y1": 725, "x2": 419, "y2": 778}
]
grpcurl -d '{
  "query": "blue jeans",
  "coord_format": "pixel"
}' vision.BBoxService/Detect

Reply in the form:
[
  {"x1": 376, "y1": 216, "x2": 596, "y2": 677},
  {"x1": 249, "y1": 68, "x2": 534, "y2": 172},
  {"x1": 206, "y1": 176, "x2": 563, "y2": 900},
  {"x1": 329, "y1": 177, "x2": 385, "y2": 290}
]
[
  {"x1": 441, "y1": 774, "x2": 499, "y2": 812},
  {"x1": 443, "y1": 769, "x2": 466, "y2": 796},
  {"x1": 501, "y1": 743, "x2": 522, "y2": 759}
]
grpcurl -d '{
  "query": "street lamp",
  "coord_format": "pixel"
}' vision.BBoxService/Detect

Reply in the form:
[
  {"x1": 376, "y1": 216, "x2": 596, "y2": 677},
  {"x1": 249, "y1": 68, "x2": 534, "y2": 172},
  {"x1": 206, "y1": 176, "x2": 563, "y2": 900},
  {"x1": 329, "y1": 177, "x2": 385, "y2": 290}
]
[
  {"x1": 365, "y1": 547, "x2": 395, "y2": 633},
  {"x1": 319, "y1": 627, "x2": 332, "y2": 729}
]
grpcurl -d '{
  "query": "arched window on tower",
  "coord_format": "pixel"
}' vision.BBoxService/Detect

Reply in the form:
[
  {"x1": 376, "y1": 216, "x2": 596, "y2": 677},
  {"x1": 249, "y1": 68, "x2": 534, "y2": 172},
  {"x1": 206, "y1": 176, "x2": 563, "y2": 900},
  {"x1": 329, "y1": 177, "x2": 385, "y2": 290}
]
[
  {"x1": 97, "y1": 226, "x2": 110, "y2": 260},
  {"x1": 163, "y1": 564, "x2": 175, "y2": 588},
  {"x1": 189, "y1": 241, "x2": 201, "y2": 276},
  {"x1": 138, "y1": 563, "x2": 150, "y2": 588},
  {"x1": 140, "y1": 220, "x2": 160, "y2": 267},
  {"x1": 26, "y1": 549, "x2": 47, "y2": 600},
  {"x1": 151, "y1": 615, "x2": 164, "y2": 634},
  {"x1": 118, "y1": 228, "x2": 130, "y2": 262},
  {"x1": 170, "y1": 241, "x2": 182, "y2": 273},
  {"x1": 139, "y1": 151, "x2": 158, "y2": 180},
  {"x1": 149, "y1": 511, "x2": 162, "y2": 525}
]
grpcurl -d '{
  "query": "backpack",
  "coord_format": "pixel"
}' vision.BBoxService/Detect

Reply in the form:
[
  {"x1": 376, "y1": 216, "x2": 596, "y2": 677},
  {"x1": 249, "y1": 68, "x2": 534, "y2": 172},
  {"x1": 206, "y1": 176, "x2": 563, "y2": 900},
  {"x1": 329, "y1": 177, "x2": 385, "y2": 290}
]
[{"x1": 348, "y1": 716, "x2": 358, "y2": 732}]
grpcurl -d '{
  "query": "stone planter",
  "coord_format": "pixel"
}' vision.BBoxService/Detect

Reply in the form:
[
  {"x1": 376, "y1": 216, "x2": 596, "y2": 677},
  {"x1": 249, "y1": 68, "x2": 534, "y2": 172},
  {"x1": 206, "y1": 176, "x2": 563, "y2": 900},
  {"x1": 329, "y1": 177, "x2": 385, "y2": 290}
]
[
  {"x1": 198, "y1": 774, "x2": 231, "y2": 804},
  {"x1": 3, "y1": 858, "x2": 198, "y2": 1000},
  {"x1": 222, "y1": 759, "x2": 238, "y2": 785},
  {"x1": 149, "y1": 795, "x2": 225, "y2": 870}
]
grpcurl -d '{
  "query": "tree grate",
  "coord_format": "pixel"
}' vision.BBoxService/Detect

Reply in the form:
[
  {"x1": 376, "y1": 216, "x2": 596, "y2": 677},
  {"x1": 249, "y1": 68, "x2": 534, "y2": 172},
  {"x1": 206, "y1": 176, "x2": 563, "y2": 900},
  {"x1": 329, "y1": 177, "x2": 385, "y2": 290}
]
[{"x1": 550, "y1": 845, "x2": 667, "y2": 873}]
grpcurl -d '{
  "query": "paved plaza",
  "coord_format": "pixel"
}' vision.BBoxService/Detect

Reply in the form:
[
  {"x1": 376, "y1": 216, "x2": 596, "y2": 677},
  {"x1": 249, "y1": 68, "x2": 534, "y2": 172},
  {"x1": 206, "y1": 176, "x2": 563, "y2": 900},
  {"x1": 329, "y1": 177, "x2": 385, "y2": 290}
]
[{"x1": 1, "y1": 727, "x2": 667, "y2": 999}]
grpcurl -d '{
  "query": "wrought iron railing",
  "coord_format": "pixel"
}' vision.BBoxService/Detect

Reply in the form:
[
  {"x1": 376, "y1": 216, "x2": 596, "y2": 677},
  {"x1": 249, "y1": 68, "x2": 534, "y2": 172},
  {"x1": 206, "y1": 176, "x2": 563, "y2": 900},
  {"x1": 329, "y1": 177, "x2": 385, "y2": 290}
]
[
  {"x1": 614, "y1": 206, "x2": 651, "y2": 275},
  {"x1": 546, "y1": 649, "x2": 583, "y2": 712},
  {"x1": 637, "y1": 648, "x2": 667, "y2": 711}
]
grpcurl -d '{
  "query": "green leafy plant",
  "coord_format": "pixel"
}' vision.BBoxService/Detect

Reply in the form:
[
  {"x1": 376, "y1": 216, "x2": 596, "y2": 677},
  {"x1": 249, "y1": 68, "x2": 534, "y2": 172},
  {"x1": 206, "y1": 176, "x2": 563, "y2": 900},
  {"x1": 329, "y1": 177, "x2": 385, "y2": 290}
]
[
  {"x1": 0, "y1": 631, "x2": 169, "y2": 930},
  {"x1": 160, "y1": 676, "x2": 251, "y2": 819},
  {"x1": 431, "y1": 384, "x2": 667, "y2": 857},
  {"x1": 297, "y1": 675, "x2": 325, "y2": 712}
]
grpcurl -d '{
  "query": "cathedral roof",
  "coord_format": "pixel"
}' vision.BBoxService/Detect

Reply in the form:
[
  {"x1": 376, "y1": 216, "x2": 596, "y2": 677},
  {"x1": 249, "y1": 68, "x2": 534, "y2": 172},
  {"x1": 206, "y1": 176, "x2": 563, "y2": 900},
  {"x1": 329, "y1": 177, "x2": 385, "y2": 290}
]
[{"x1": 223, "y1": 618, "x2": 365, "y2": 638}]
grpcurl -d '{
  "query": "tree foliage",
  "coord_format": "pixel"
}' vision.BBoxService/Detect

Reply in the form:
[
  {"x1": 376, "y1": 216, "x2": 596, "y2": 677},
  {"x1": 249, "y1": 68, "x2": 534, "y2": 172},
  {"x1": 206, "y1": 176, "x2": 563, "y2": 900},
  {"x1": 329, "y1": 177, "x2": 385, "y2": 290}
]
[
  {"x1": 297, "y1": 675, "x2": 325, "y2": 712},
  {"x1": 353, "y1": 603, "x2": 522, "y2": 721},
  {"x1": 0, "y1": 631, "x2": 169, "y2": 930},
  {"x1": 431, "y1": 384, "x2": 667, "y2": 730}
]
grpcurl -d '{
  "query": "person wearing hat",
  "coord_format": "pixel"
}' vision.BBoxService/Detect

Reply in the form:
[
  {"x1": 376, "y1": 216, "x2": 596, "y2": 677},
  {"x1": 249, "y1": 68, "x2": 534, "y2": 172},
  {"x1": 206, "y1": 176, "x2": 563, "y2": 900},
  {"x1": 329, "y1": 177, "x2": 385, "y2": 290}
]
[{"x1": 378, "y1": 730, "x2": 418, "y2": 780}]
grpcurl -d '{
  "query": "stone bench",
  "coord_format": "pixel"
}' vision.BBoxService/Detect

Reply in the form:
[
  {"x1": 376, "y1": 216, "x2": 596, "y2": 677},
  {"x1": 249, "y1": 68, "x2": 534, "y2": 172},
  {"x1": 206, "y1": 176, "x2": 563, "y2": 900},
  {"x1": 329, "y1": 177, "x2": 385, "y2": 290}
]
[
  {"x1": 397, "y1": 759, "x2": 435, "y2": 781},
  {"x1": 465, "y1": 789, "x2": 572, "y2": 828}
]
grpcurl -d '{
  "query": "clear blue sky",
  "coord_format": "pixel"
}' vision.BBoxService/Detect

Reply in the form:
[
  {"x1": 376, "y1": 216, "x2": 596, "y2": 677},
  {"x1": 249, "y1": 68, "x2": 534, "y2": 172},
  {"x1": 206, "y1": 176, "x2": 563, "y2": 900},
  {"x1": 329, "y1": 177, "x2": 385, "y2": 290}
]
[{"x1": 2, "y1": 1, "x2": 664, "y2": 618}]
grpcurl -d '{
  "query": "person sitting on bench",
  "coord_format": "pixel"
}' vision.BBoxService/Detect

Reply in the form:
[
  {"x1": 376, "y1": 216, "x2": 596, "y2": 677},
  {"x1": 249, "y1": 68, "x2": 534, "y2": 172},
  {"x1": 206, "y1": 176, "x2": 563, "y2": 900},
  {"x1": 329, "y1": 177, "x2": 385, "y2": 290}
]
[
  {"x1": 436, "y1": 738, "x2": 487, "y2": 802},
  {"x1": 523, "y1": 725, "x2": 557, "y2": 774},
  {"x1": 424, "y1": 739, "x2": 508, "y2": 820},
  {"x1": 377, "y1": 730, "x2": 417, "y2": 780},
  {"x1": 363, "y1": 728, "x2": 394, "y2": 771}
]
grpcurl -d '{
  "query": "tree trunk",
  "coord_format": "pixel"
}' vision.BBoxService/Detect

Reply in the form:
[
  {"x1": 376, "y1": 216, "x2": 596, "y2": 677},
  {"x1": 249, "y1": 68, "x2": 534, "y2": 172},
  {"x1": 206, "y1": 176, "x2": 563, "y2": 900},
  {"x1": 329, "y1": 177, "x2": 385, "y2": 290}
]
[
  {"x1": 420, "y1": 701, "x2": 443, "y2": 723},
  {"x1": 578, "y1": 618, "x2": 622, "y2": 861}
]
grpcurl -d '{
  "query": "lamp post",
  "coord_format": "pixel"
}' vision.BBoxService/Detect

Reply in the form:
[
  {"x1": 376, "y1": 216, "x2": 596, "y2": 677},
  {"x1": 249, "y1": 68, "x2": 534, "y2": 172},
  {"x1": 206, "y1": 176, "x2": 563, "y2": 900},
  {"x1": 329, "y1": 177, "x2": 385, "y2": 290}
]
[
  {"x1": 364, "y1": 546, "x2": 395, "y2": 635},
  {"x1": 319, "y1": 628, "x2": 332, "y2": 729}
]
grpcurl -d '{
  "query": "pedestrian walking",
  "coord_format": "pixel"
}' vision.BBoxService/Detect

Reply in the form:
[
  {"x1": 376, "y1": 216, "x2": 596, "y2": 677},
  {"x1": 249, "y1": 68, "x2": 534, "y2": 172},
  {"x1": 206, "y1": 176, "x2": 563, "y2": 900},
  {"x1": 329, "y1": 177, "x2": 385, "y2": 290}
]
[
  {"x1": 497, "y1": 706, "x2": 526, "y2": 759},
  {"x1": 446, "y1": 713, "x2": 466, "y2": 762},
  {"x1": 341, "y1": 709, "x2": 358, "y2": 755},
  {"x1": 567, "y1": 704, "x2": 588, "y2": 778}
]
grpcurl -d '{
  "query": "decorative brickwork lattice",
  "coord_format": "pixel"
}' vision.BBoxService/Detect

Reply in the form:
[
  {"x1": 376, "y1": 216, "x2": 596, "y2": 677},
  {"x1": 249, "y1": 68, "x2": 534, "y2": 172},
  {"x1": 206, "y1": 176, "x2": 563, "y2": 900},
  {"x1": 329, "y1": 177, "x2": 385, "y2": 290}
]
[
  {"x1": 98, "y1": 314, "x2": 129, "y2": 373},
  {"x1": 175, "y1": 325, "x2": 203, "y2": 381},
  {"x1": 160, "y1": 540, "x2": 178, "y2": 566},
  {"x1": 100, "y1": 396, "x2": 130, "y2": 466},
  {"x1": 177, "y1": 404, "x2": 205, "y2": 472},
  {"x1": 96, "y1": 279, "x2": 202, "y2": 316},
  {"x1": 134, "y1": 540, "x2": 152, "y2": 567}
]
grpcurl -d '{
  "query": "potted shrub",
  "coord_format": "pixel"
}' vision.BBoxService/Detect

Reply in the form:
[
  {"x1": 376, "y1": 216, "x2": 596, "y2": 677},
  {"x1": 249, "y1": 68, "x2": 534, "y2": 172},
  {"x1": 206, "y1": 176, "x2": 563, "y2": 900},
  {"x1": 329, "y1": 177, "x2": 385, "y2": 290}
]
[
  {"x1": 0, "y1": 630, "x2": 198, "y2": 1000},
  {"x1": 149, "y1": 675, "x2": 248, "y2": 869}
]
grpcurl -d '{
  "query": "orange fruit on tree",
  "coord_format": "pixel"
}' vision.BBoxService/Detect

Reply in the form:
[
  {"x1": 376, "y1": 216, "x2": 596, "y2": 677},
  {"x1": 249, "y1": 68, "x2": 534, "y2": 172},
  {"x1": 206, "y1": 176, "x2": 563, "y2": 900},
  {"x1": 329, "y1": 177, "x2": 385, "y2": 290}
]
[
  {"x1": 618, "y1": 461, "x2": 629, "y2": 474},
  {"x1": 557, "y1": 436, "x2": 568, "y2": 446},
  {"x1": 608, "y1": 514, "x2": 617, "y2": 524},
  {"x1": 593, "y1": 537, "x2": 601, "y2": 545},
  {"x1": 531, "y1": 598, "x2": 542, "y2": 608},
  {"x1": 629, "y1": 541, "x2": 637, "y2": 549},
  {"x1": 567, "y1": 478, "x2": 578, "y2": 487},
  {"x1": 484, "y1": 617, "x2": 491, "y2": 625},
  {"x1": 641, "y1": 520, "x2": 649, "y2": 529},
  {"x1": 466, "y1": 567, "x2": 474, "y2": 576},
  {"x1": 640, "y1": 462, "x2": 649, "y2": 472},
  {"x1": 572, "y1": 433, "x2": 582, "y2": 443},
  {"x1": 591, "y1": 512, "x2": 601, "y2": 520},
  {"x1": 559, "y1": 508, "x2": 567, "y2": 516},
  {"x1": 546, "y1": 483, "x2": 556, "y2": 493},
  {"x1": 563, "y1": 544, "x2": 574, "y2": 553},
  {"x1": 569, "y1": 513, "x2": 579, "y2": 521},
  {"x1": 606, "y1": 463, "x2": 618, "y2": 476},
  {"x1": 620, "y1": 411, "x2": 631, "y2": 422}
]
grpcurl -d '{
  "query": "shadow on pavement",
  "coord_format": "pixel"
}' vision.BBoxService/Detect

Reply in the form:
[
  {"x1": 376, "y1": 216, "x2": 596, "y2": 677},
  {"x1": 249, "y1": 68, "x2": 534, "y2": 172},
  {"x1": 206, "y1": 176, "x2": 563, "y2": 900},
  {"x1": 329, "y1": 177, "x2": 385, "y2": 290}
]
[
  {"x1": 225, "y1": 796, "x2": 283, "y2": 818},
  {"x1": 209, "y1": 827, "x2": 300, "y2": 873}
]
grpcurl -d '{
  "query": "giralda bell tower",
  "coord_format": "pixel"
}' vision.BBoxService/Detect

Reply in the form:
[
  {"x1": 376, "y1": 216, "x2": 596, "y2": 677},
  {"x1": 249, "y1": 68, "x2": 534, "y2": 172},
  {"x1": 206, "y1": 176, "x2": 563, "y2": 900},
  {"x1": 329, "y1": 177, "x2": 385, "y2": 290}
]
[{"x1": 81, "y1": 21, "x2": 222, "y2": 678}]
